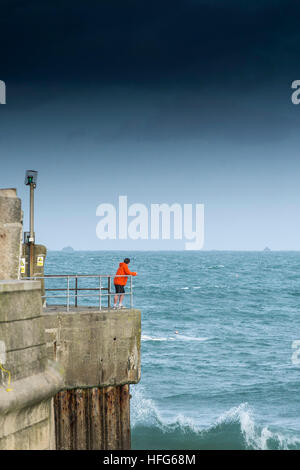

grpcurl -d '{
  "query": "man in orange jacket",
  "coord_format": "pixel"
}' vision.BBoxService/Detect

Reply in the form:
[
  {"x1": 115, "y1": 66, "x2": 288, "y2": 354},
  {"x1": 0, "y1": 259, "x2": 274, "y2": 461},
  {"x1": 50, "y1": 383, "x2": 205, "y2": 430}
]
[{"x1": 113, "y1": 258, "x2": 137, "y2": 309}]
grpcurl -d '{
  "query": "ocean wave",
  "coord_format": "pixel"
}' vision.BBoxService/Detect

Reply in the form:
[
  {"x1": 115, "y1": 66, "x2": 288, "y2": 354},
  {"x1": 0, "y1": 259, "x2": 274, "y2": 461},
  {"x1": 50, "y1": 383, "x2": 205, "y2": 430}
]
[{"x1": 131, "y1": 388, "x2": 300, "y2": 450}]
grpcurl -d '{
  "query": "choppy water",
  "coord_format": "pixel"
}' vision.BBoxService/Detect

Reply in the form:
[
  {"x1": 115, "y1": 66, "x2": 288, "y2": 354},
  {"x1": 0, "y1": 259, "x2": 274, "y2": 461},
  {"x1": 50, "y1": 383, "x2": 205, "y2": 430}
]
[{"x1": 45, "y1": 251, "x2": 300, "y2": 450}]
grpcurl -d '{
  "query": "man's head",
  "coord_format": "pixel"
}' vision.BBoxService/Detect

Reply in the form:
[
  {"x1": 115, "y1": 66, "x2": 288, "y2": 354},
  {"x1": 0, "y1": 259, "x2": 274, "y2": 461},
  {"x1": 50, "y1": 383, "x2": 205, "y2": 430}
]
[{"x1": 124, "y1": 258, "x2": 130, "y2": 264}]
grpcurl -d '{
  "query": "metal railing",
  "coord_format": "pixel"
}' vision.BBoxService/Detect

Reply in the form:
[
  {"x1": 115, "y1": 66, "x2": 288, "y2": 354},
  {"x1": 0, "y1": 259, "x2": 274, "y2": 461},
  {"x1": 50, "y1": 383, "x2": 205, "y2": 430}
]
[{"x1": 24, "y1": 274, "x2": 134, "y2": 311}]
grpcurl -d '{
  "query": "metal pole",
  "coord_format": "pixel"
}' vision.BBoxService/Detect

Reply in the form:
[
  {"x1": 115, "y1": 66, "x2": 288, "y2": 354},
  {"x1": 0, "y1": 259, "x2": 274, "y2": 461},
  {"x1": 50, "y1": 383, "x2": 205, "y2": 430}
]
[
  {"x1": 130, "y1": 275, "x2": 133, "y2": 309},
  {"x1": 30, "y1": 183, "x2": 34, "y2": 240},
  {"x1": 29, "y1": 183, "x2": 34, "y2": 278},
  {"x1": 99, "y1": 277, "x2": 102, "y2": 311},
  {"x1": 108, "y1": 276, "x2": 111, "y2": 308},
  {"x1": 75, "y1": 277, "x2": 78, "y2": 307},
  {"x1": 67, "y1": 277, "x2": 70, "y2": 312}
]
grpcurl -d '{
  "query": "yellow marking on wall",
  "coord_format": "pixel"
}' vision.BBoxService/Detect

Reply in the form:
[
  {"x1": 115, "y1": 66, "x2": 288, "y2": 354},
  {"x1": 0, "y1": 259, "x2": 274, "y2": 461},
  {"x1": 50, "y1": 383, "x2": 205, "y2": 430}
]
[
  {"x1": 0, "y1": 363, "x2": 13, "y2": 392},
  {"x1": 37, "y1": 255, "x2": 44, "y2": 267},
  {"x1": 20, "y1": 257, "x2": 26, "y2": 274}
]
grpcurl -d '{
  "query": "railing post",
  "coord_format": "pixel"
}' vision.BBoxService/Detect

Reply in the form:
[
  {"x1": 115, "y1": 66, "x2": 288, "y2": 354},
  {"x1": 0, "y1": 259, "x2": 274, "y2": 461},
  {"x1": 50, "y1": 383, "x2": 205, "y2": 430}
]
[
  {"x1": 99, "y1": 276, "x2": 102, "y2": 311},
  {"x1": 67, "y1": 276, "x2": 70, "y2": 312},
  {"x1": 108, "y1": 276, "x2": 111, "y2": 308},
  {"x1": 36, "y1": 273, "x2": 133, "y2": 309},
  {"x1": 75, "y1": 276, "x2": 78, "y2": 307}
]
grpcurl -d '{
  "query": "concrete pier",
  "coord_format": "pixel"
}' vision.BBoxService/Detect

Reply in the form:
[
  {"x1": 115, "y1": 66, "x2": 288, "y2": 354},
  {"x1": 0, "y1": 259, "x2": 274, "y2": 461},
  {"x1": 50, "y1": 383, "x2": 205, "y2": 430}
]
[
  {"x1": 44, "y1": 306, "x2": 141, "y2": 449},
  {"x1": 54, "y1": 385, "x2": 131, "y2": 450},
  {"x1": 0, "y1": 188, "x2": 64, "y2": 449},
  {"x1": 0, "y1": 187, "x2": 141, "y2": 450},
  {"x1": 0, "y1": 280, "x2": 64, "y2": 449}
]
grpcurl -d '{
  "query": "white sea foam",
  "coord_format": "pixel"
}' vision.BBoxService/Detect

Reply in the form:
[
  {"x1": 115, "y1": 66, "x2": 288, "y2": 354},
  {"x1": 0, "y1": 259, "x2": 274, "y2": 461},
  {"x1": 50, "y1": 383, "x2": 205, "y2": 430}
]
[
  {"x1": 141, "y1": 335, "x2": 174, "y2": 342},
  {"x1": 131, "y1": 388, "x2": 300, "y2": 450},
  {"x1": 131, "y1": 386, "x2": 198, "y2": 432},
  {"x1": 215, "y1": 403, "x2": 300, "y2": 450},
  {"x1": 131, "y1": 386, "x2": 164, "y2": 426},
  {"x1": 176, "y1": 335, "x2": 210, "y2": 342},
  {"x1": 141, "y1": 334, "x2": 209, "y2": 342}
]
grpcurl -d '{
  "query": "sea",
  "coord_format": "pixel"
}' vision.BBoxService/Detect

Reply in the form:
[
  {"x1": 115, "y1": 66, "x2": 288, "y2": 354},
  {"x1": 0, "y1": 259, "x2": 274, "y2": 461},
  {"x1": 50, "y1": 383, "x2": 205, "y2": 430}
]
[{"x1": 45, "y1": 250, "x2": 300, "y2": 450}]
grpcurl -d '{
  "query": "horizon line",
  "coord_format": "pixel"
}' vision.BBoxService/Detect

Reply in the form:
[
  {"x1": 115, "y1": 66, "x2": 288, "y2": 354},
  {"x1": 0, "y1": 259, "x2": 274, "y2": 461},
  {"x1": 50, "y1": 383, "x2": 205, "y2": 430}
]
[{"x1": 47, "y1": 249, "x2": 300, "y2": 252}]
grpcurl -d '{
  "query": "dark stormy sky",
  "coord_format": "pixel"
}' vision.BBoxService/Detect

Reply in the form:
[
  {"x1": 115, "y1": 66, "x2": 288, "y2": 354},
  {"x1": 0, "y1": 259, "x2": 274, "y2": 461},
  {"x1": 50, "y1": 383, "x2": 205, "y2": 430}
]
[{"x1": 0, "y1": 0, "x2": 300, "y2": 250}]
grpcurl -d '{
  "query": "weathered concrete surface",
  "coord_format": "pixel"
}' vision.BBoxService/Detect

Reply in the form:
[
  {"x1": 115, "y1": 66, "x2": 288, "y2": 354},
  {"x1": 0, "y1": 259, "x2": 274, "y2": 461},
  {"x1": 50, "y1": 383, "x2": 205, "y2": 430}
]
[
  {"x1": 0, "y1": 281, "x2": 64, "y2": 450},
  {"x1": 0, "y1": 189, "x2": 64, "y2": 449},
  {"x1": 43, "y1": 306, "x2": 141, "y2": 450},
  {"x1": 43, "y1": 306, "x2": 140, "y2": 449},
  {"x1": 54, "y1": 384, "x2": 130, "y2": 450},
  {"x1": 43, "y1": 306, "x2": 141, "y2": 389},
  {"x1": 0, "y1": 280, "x2": 47, "y2": 381},
  {"x1": 0, "y1": 189, "x2": 22, "y2": 280},
  {"x1": 0, "y1": 364, "x2": 63, "y2": 450}
]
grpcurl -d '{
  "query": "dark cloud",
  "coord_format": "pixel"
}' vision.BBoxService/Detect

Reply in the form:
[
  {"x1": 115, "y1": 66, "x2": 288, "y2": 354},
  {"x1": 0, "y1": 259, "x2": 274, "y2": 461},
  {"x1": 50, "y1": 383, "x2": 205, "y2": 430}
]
[
  {"x1": 1, "y1": 0, "x2": 300, "y2": 146},
  {"x1": 1, "y1": 0, "x2": 300, "y2": 90}
]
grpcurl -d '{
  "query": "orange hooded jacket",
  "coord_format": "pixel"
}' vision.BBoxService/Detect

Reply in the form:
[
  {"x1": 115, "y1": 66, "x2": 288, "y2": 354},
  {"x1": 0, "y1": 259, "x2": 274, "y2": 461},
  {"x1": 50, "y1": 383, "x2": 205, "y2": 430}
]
[{"x1": 114, "y1": 262, "x2": 137, "y2": 286}]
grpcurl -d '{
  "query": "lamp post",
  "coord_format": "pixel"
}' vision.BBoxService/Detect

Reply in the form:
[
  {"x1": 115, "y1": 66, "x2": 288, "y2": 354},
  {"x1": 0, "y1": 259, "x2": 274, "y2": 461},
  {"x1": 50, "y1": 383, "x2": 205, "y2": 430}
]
[{"x1": 25, "y1": 170, "x2": 38, "y2": 277}]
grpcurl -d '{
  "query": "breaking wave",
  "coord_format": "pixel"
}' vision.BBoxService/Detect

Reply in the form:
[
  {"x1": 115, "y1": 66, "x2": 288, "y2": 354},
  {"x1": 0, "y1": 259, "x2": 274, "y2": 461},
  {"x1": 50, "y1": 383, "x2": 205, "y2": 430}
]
[{"x1": 131, "y1": 388, "x2": 300, "y2": 450}]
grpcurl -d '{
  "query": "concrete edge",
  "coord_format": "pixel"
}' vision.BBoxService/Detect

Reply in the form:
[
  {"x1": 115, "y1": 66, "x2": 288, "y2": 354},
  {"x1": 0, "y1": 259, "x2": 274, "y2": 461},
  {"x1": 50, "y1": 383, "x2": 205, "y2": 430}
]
[
  {"x1": 0, "y1": 189, "x2": 17, "y2": 198},
  {"x1": 0, "y1": 280, "x2": 41, "y2": 293},
  {"x1": 61, "y1": 377, "x2": 141, "y2": 390},
  {"x1": 43, "y1": 308, "x2": 141, "y2": 317},
  {"x1": 0, "y1": 361, "x2": 64, "y2": 414}
]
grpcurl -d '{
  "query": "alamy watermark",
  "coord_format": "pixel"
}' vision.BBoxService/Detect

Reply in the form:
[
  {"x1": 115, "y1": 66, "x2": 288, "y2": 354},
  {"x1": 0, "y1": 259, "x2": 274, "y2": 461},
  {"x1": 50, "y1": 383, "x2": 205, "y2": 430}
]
[
  {"x1": 0, "y1": 80, "x2": 6, "y2": 104},
  {"x1": 291, "y1": 340, "x2": 300, "y2": 365},
  {"x1": 96, "y1": 196, "x2": 204, "y2": 250}
]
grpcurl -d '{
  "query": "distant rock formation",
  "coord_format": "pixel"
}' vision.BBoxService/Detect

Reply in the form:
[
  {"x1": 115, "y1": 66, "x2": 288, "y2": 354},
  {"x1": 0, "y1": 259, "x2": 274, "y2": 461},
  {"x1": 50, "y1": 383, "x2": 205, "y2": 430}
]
[
  {"x1": 62, "y1": 246, "x2": 74, "y2": 253},
  {"x1": 263, "y1": 247, "x2": 271, "y2": 252}
]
